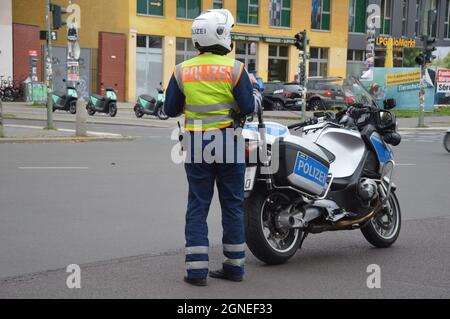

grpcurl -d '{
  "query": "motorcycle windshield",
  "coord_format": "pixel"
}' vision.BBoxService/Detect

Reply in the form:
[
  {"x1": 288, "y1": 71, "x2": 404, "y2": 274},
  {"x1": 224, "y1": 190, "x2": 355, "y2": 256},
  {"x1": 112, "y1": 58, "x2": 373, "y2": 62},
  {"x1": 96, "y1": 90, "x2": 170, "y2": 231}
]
[{"x1": 343, "y1": 77, "x2": 379, "y2": 108}]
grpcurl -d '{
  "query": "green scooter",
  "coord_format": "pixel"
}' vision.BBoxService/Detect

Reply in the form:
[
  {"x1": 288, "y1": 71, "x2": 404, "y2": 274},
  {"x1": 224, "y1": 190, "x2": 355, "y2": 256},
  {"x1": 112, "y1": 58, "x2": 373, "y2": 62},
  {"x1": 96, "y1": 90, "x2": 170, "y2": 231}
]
[
  {"x1": 134, "y1": 83, "x2": 168, "y2": 120},
  {"x1": 86, "y1": 84, "x2": 118, "y2": 117},
  {"x1": 52, "y1": 79, "x2": 78, "y2": 114}
]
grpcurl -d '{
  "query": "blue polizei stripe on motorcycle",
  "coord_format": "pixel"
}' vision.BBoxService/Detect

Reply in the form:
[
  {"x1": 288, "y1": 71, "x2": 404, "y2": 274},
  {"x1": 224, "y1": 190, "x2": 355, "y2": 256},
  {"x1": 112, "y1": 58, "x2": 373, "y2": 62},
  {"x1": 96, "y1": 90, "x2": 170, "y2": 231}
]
[
  {"x1": 370, "y1": 134, "x2": 393, "y2": 164},
  {"x1": 293, "y1": 152, "x2": 329, "y2": 188},
  {"x1": 243, "y1": 123, "x2": 288, "y2": 137}
]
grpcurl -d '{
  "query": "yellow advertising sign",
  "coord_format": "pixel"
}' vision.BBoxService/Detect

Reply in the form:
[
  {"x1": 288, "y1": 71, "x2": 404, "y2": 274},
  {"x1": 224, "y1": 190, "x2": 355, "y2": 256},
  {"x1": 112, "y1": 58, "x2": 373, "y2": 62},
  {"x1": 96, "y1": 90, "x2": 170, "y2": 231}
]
[
  {"x1": 376, "y1": 37, "x2": 416, "y2": 48},
  {"x1": 385, "y1": 70, "x2": 421, "y2": 86}
]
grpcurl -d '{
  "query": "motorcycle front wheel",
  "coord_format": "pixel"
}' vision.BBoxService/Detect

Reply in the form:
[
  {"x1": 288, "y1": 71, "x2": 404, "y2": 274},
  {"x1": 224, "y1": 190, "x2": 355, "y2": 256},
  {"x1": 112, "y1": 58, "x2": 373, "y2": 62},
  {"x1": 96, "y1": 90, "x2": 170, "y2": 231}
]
[
  {"x1": 157, "y1": 106, "x2": 169, "y2": 120},
  {"x1": 361, "y1": 191, "x2": 401, "y2": 248},
  {"x1": 245, "y1": 187, "x2": 302, "y2": 265},
  {"x1": 109, "y1": 103, "x2": 117, "y2": 117},
  {"x1": 444, "y1": 132, "x2": 450, "y2": 153}
]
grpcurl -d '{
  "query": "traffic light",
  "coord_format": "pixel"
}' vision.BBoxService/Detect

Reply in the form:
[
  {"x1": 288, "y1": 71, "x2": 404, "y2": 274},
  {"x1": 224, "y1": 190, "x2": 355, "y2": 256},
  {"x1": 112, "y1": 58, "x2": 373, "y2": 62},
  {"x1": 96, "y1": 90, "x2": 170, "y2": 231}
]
[
  {"x1": 294, "y1": 31, "x2": 308, "y2": 51},
  {"x1": 415, "y1": 53, "x2": 425, "y2": 66},
  {"x1": 50, "y1": 3, "x2": 67, "y2": 30},
  {"x1": 423, "y1": 36, "x2": 437, "y2": 64}
]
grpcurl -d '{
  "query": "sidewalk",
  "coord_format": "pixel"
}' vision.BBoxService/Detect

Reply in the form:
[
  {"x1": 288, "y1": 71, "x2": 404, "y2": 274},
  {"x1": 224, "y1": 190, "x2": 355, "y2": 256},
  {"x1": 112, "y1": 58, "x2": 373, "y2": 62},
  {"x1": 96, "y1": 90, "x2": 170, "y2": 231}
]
[
  {"x1": 0, "y1": 124, "x2": 133, "y2": 143},
  {"x1": 2, "y1": 102, "x2": 449, "y2": 130}
]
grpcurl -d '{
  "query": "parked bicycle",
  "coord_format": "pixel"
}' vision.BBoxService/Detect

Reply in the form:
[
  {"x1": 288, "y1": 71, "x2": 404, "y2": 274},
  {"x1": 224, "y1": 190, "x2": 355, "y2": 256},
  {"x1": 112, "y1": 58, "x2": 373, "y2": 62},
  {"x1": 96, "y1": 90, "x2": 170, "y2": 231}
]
[{"x1": 0, "y1": 76, "x2": 24, "y2": 102}]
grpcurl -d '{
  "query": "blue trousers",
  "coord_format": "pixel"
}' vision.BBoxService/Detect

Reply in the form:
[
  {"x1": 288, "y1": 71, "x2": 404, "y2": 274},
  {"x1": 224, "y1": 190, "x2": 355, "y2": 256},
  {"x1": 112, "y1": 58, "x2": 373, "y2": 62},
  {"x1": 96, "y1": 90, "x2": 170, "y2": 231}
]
[{"x1": 184, "y1": 160, "x2": 246, "y2": 279}]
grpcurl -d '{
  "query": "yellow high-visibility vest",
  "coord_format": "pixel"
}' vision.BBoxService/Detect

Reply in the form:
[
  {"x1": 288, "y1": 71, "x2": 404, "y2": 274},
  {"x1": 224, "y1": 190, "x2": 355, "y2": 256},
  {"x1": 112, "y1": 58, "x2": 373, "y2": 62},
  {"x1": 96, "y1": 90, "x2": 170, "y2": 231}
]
[{"x1": 174, "y1": 53, "x2": 245, "y2": 131}]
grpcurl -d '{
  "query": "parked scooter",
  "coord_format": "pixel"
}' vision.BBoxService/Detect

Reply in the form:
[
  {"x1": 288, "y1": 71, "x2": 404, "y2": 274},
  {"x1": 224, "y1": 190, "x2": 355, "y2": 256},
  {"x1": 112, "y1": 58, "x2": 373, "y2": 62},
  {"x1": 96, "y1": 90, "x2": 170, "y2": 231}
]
[
  {"x1": 52, "y1": 79, "x2": 78, "y2": 114},
  {"x1": 86, "y1": 83, "x2": 118, "y2": 117},
  {"x1": 134, "y1": 83, "x2": 168, "y2": 120},
  {"x1": 444, "y1": 129, "x2": 450, "y2": 153}
]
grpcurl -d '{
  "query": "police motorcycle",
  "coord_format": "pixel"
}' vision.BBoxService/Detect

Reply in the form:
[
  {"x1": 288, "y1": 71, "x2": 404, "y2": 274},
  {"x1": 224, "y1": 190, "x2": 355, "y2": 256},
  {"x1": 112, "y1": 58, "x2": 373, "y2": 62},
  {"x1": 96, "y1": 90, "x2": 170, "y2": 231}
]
[
  {"x1": 242, "y1": 76, "x2": 402, "y2": 265},
  {"x1": 444, "y1": 129, "x2": 450, "y2": 153},
  {"x1": 86, "y1": 83, "x2": 118, "y2": 117},
  {"x1": 52, "y1": 79, "x2": 78, "y2": 114},
  {"x1": 134, "y1": 83, "x2": 168, "y2": 120}
]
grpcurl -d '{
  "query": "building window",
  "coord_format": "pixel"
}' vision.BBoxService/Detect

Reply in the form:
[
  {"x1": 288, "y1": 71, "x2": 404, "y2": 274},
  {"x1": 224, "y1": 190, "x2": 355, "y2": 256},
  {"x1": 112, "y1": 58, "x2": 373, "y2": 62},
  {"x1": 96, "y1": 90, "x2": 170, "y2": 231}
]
[
  {"x1": 235, "y1": 41, "x2": 258, "y2": 74},
  {"x1": 137, "y1": 0, "x2": 164, "y2": 16},
  {"x1": 309, "y1": 47, "x2": 328, "y2": 77},
  {"x1": 380, "y1": 0, "x2": 392, "y2": 35},
  {"x1": 347, "y1": 49, "x2": 366, "y2": 77},
  {"x1": 176, "y1": 0, "x2": 201, "y2": 19},
  {"x1": 401, "y1": 0, "x2": 408, "y2": 36},
  {"x1": 445, "y1": 0, "x2": 450, "y2": 38},
  {"x1": 415, "y1": 0, "x2": 422, "y2": 37},
  {"x1": 348, "y1": 0, "x2": 367, "y2": 33},
  {"x1": 270, "y1": 0, "x2": 291, "y2": 28},
  {"x1": 311, "y1": 0, "x2": 331, "y2": 31},
  {"x1": 268, "y1": 45, "x2": 288, "y2": 82},
  {"x1": 137, "y1": 35, "x2": 163, "y2": 49},
  {"x1": 429, "y1": 0, "x2": 439, "y2": 38},
  {"x1": 212, "y1": 0, "x2": 223, "y2": 9},
  {"x1": 176, "y1": 38, "x2": 197, "y2": 64},
  {"x1": 237, "y1": 0, "x2": 259, "y2": 25}
]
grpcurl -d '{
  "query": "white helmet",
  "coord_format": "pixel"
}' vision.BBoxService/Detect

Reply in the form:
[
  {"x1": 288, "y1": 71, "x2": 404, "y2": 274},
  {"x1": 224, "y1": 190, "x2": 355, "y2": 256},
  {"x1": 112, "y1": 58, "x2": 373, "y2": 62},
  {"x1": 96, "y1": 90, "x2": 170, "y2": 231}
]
[{"x1": 192, "y1": 9, "x2": 235, "y2": 55}]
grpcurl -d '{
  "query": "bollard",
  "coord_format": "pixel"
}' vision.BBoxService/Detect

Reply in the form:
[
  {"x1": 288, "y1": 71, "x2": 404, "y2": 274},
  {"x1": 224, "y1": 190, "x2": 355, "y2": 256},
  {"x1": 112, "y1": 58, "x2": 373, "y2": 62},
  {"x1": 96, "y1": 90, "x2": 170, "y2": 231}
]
[
  {"x1": 0, "y1": 98, "x2": 4, "y2": 138},
  {"x1": 75, "y1": 98, "x2": 87, "y2": 137}
]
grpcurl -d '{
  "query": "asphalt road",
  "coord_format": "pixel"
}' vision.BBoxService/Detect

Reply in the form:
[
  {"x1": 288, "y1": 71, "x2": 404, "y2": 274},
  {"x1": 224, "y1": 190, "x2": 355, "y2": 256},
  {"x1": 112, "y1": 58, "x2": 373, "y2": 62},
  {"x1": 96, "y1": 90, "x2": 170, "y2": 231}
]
[{"x1": 0, "y1": 119, "x2": 449, "y2": 298}]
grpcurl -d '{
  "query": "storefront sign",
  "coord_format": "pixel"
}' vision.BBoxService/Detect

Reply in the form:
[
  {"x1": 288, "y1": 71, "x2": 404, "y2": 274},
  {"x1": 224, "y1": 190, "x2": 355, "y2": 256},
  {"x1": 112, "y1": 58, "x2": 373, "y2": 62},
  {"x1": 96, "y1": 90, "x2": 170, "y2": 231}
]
[
  {"x1": 385, "y1": 70, "x2": 421, "y2": 86},
  {"x1": 231, "y1": 33, "x2": 296, "y2": 45},
  {"x1": 231, "y1": 33, "x2": 261, "y2": 42},
  {"x1": 436, "y1": 68, "x2": 450, "y2": 93},
  {"x1": 376, "y1": 36, "x2": 416, "y2": 48}
]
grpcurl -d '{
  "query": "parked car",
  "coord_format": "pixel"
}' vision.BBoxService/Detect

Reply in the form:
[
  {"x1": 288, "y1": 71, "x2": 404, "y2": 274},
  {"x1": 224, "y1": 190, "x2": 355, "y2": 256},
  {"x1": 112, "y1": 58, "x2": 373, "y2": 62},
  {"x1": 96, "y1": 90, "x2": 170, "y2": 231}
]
[
  {"x1": 262, "y1": 82, "x2": 305, "y2": 110},
  {"x1": 306, "y1": 77, "x2": 355, "y2": 111}
]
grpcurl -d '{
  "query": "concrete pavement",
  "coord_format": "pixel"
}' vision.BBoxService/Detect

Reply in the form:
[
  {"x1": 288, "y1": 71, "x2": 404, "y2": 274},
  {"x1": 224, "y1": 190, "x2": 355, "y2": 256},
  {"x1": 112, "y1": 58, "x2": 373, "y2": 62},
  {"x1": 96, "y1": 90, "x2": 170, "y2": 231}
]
[{"x1": 0, "y1": 123, "x2": 449, "y2": 298}]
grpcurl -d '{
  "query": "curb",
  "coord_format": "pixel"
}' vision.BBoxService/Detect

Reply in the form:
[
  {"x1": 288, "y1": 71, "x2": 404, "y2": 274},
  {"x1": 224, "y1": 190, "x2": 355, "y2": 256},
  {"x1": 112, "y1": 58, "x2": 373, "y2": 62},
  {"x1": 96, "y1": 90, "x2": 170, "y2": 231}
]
[
  {"x1": 7, "y1": 116, "x2": 174, "y2": 129},
  {"x1": 0, "y1": 136, "x2": 135, "y2": 144}
]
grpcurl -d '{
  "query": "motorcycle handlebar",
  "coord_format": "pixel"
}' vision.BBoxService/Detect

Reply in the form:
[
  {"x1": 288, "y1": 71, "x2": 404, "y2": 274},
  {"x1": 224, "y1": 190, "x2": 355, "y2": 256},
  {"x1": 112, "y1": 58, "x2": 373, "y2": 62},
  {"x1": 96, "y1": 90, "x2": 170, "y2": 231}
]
[{"x1": 288, "y1": 117, "x2": 318, "y2": 130}]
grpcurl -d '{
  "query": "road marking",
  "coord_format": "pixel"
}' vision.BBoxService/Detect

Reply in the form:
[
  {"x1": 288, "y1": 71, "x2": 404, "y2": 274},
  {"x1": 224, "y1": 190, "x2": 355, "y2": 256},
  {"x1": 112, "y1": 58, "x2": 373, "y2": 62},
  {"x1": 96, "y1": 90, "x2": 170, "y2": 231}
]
[
  {"x1": 396, "y1": 163, "x2": 417, "y2": 166},
  {"x1": 18, "y1": 167, "x2": 89, "y2": 170},
  {"x1": 5, "y1": 124, "x2": 121, "y2": 137}
]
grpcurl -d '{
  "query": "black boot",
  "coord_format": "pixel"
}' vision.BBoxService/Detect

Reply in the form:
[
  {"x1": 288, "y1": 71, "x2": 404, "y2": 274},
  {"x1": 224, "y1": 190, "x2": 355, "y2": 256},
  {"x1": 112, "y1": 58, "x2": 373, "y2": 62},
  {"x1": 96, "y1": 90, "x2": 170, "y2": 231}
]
[
  {"x1": 184, "y1": 276, "x2": 207, "y2": 287},
  {"x1": 209, "y1": 269, "x2": 243, "y2": 282}
]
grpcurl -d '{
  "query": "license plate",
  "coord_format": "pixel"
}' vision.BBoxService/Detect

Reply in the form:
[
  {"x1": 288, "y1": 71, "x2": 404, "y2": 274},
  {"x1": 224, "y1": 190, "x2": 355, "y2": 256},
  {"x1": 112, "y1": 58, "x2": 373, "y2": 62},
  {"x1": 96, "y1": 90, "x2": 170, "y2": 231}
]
[{"x1": 244, "y1": 166, "x2": 257, "y2": 191}]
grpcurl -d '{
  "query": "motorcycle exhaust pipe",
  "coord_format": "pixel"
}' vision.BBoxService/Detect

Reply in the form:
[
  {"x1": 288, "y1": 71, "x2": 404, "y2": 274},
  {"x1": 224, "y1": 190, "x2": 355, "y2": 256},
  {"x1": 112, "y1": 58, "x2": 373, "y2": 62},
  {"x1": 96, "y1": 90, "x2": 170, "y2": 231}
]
[{"x1": 334, "y1": 202, "x2": 382, "y2": 228}]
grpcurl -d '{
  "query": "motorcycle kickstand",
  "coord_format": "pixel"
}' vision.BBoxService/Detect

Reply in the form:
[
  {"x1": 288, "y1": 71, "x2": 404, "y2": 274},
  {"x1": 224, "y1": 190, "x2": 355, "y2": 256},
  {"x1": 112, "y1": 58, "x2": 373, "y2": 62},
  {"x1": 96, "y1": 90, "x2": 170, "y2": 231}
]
[{"x1": 298, "y1": 231, "x2": 309, "y2": 250}]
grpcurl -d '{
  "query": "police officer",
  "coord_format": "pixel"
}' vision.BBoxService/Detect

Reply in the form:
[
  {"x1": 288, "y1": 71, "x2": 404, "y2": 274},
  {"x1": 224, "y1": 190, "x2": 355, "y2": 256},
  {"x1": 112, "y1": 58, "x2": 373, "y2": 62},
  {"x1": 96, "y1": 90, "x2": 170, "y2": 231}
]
[{"x1": 164, "y1": 9, "x2": 262, "y2": 287}]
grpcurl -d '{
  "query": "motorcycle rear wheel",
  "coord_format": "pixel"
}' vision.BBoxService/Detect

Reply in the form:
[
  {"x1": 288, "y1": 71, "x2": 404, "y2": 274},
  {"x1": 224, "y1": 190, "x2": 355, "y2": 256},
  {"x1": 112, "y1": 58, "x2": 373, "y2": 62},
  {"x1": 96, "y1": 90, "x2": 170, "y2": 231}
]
[
  {"x1": 361, "y1": 191, "x2": 401, "y2": 248},
  {"x1": 245, "y1": 187, "x2": 302, "y2": 265},
  {"x1": 87, "y1": 103, "x2": 96, "y2": 116},
  {"x1": 69, "y1": 100, "x2": 77, "y2": 114}
]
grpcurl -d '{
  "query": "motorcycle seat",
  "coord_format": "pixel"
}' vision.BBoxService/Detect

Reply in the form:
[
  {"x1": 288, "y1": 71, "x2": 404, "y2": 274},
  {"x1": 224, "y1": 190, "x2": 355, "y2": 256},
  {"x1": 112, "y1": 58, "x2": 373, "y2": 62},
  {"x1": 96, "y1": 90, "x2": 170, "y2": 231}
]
[
  {"x1": 139, "y1": 94, "x2": 156, "y2": 104},
  {"x1": 93, "y1": 94, "x2": 105, "y2": 101}
]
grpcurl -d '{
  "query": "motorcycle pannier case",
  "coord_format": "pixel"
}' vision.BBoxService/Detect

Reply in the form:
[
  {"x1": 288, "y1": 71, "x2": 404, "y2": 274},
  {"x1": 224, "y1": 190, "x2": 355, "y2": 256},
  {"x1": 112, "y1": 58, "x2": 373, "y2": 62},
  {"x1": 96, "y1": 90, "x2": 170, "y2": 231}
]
[{"x1": 273, "y1": 136, "x2": 331, "y2": 196}]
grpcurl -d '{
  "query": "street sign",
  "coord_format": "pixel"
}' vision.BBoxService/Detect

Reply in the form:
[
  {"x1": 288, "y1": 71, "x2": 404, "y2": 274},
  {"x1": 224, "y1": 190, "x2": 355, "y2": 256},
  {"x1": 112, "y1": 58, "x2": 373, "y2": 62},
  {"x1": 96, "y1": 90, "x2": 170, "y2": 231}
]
[
  {"x1": 436, "y1": 68, "x2": 450, "y2": 93},
  {"x1": 28, "y1": 50, "x2": 38, "y2": 57}
]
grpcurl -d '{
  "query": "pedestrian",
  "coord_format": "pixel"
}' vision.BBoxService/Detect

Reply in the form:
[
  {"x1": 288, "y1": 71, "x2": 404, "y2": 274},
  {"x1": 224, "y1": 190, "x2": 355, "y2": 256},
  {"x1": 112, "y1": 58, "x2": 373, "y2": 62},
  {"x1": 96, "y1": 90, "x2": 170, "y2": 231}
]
[{"x1": 164, "y1": 9, "x2": 262, "y2": 287}]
